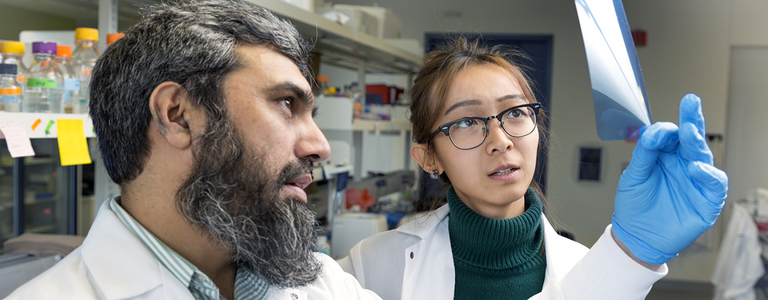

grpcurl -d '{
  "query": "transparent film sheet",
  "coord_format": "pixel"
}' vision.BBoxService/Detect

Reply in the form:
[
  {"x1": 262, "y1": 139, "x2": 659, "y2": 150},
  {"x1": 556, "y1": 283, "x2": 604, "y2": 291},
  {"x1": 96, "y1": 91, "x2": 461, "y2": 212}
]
[{"x1": 575, "y1": 0, "x2": 652, "y2": 140}]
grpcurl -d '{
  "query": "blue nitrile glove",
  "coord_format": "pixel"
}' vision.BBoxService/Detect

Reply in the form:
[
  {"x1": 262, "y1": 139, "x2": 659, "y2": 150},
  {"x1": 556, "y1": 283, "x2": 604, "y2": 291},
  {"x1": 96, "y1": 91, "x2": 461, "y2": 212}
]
[{"x1": 612, "y1": 93, "x2": 728, "y2": 265}]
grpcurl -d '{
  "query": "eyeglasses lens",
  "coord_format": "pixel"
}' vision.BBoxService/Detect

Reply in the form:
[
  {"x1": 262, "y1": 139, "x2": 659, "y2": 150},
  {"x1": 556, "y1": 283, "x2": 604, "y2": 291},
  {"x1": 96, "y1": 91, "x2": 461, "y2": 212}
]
[{"x1": 448, "y1": 106, "x2": 536, "y2": 149}]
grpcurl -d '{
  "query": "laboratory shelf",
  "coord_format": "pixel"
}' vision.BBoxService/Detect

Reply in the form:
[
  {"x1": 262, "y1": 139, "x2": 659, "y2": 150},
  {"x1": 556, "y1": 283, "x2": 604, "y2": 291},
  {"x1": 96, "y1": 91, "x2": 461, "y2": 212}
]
[
  {"x1": 0, "y1": 112, "x2": 95, "y2": 139},
  {"x1": 243, "y1": 0, "x2": 422, "y2": 74},
  {"x1": 352, "y1": 119, "x2": 411, "y2": 132}
]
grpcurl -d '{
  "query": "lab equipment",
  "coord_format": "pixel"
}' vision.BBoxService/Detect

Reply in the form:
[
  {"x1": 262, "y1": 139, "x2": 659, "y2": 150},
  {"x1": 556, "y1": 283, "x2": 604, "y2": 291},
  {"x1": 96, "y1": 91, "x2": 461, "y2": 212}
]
[
  {"x1": 0, "y1": 42, "x2": 28, "y2": 85},
  {"x1": 26, "y1": 42, "x2": 63, "y2": 113},
  {"x1": 54, "y1": 45, "x2": 80, "y2": 114},
  {"x1": 0, "y1": 64, "x2": 22, "y2": 112},
  {"x1": 574, "y1": 0, "x2": 652, "y2": 141},
  {"x1": 71, "y1": 28, "x2": 101, "y2": 115},
  {"x1": 330, "y1": 212, "x2": 388, "y2": 259},
  {"x1": 612, "y1": 94, "x2": 727, "y2": 265}
]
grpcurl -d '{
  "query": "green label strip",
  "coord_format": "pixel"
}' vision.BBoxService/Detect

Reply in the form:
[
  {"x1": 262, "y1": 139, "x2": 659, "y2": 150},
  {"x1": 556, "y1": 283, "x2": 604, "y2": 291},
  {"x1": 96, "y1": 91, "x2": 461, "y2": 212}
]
[{"x1": 27, "y1": 78, "x2": 58, "y2": 89}]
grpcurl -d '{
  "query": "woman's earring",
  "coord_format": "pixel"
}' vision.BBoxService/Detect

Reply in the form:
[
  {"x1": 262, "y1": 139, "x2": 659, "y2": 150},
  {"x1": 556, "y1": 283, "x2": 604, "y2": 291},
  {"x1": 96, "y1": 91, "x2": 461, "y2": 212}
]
[{"x1": 430, "y1": 169, "x2": 440, "y2": 179}]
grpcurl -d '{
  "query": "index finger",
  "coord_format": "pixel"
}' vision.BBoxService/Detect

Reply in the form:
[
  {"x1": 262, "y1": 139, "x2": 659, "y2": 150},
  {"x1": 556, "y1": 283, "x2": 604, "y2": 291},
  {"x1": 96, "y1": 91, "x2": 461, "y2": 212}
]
[{"x1": 679, "y1": 93, "x2": 706, "y2": 138}]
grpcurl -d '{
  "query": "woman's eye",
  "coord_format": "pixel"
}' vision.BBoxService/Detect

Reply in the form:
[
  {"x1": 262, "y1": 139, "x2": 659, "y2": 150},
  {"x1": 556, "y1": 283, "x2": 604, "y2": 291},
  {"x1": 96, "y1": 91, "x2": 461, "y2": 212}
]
[
  {"x1": 453, "y1": 119, "x2": 477, "y2": 129},
  {"x1": 506, "y1": 108, "x2": 525, "y2": 119}
]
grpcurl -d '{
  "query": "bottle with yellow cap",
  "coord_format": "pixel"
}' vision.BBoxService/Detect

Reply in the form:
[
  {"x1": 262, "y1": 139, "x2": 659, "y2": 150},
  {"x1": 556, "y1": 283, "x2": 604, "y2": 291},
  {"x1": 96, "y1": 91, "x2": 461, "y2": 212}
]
[
  {"x1": 55, "y1": 45, "x2": 80, "y2": 114},
  {"x1": 0, "y1": 41, "x2": 29, "y2": 85},
  {"x1": 71, "y1": 27, "x2": 101, "y2": 114}
]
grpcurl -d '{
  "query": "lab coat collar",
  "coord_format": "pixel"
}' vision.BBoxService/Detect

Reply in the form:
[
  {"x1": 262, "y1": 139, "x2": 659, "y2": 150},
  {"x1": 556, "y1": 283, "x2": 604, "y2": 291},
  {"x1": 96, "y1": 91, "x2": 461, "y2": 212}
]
[
  {"x1": 81, "y1": 201, "x2": 192, "y2": 300},
  {"x1": 395, "y1": 204, "x2": 450, "y2": 239}
]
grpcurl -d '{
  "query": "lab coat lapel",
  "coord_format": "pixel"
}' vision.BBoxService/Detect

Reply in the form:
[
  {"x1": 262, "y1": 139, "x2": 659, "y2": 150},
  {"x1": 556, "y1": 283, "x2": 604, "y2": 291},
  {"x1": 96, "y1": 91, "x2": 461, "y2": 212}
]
[
  {"x1": 399, "y1": 205, "x2": 455, "y2": 300},
  {"x1": 540, "y1": 214, "x2": 584, "y2": 291},
  {"x1": 81, "y1": 201, "x2": 193, "y2": 300}
]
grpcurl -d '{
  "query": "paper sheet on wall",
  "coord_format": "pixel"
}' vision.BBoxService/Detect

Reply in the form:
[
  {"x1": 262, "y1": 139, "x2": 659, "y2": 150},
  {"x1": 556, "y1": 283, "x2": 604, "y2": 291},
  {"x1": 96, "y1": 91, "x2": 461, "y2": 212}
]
[
  {"x1": 56, "y1": 119, "x2": 92, "y2": 166},
  {"x1": 0, "y1": 120, "x2": 36, "y2": 158}
]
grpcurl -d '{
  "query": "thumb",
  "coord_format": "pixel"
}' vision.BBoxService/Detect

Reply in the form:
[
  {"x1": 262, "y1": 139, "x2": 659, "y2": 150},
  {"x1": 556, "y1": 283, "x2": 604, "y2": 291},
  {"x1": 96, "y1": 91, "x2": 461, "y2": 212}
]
[{"x1": 623, "y1": 123, "x2": 679, "y2": 181}]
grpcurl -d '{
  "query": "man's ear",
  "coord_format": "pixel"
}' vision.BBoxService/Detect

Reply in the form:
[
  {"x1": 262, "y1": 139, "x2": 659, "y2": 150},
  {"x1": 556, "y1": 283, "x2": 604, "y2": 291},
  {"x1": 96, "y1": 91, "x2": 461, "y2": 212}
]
[
  {"x1": 411, "y1": 143, "x2": 443, "y2": 175},
  {"x1": 148, "y1": 81, "x2": 204, "y2": 150}
]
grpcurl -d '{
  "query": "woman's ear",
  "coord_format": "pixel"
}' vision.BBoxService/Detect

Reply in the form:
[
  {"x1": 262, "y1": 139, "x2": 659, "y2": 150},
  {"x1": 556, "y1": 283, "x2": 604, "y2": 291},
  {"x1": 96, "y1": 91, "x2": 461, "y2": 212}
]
[{"x1": 411, "y1": 143, "x2": 443, "y2": 175}]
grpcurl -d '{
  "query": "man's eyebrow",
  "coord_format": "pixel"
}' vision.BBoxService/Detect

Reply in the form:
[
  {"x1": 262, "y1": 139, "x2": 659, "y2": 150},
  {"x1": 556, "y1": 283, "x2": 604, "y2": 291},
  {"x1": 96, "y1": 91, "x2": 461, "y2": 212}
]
[
  {"x1": 266, "y1": 81, "x2": 315, "y2": 108},
  {"x1": 443, "y1": 94, "x2": 525, "y2": 116}
]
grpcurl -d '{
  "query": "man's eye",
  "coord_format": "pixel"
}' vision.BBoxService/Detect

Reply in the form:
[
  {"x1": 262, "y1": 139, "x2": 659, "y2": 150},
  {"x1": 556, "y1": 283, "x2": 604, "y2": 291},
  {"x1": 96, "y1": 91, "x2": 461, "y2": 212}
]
[{"x1": 280, "y1": 98, "x2": 292, "y2": 108}]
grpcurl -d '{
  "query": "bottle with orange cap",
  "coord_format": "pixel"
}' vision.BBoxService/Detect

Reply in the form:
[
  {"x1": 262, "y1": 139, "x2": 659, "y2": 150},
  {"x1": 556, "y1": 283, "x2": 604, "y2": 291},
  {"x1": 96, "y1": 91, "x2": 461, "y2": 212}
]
[
  {"x1": 316, "y1": 75, "x2": 329, "y2": 98},
  {"x1": 106, "y1": 33, "x2": 125, "y2": 48},
  {"x1": 0, "y1": 41, "x2": 29, "y2": 86},
  {"x1": 55, "y1": 45, "x2": 80, "y2": 114},
  {"x1": 71, "y1": 27, "x2": 101, "y2": 114}
]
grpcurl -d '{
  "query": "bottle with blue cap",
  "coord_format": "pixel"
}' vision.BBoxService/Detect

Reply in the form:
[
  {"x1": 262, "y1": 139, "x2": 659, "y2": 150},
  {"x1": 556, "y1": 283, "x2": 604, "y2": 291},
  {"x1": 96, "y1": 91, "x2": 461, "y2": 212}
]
[{"x1": 0, "y1": 63, "x2": 22, "y2": 112}]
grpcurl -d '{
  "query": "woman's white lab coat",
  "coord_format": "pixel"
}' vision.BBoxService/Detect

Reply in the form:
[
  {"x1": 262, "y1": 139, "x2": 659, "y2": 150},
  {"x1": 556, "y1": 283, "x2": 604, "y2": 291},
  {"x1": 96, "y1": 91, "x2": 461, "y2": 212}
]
[
  {"x1": 7, "y1": 201, "x2": 381, "y2": 300},
  {"x1": 338, "y1": 204, "x2": 667, "y2": 300}
]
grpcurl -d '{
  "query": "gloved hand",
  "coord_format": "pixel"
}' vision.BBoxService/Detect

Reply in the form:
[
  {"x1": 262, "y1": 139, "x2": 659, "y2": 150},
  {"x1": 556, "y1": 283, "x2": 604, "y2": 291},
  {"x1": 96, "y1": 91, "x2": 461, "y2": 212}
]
[{"x1": 612, "y1": 93, "x2": 728, "y2": 265}]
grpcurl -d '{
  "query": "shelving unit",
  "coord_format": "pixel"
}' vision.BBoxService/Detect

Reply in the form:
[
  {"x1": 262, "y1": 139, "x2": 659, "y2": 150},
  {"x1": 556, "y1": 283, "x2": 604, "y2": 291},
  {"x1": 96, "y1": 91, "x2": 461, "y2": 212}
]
[
  {"x1": 0, "y1": 112, "x2": 95, "y2": 139},
  {"x1": 0, "y1": 0, "x2": 421, "y2": 243}
]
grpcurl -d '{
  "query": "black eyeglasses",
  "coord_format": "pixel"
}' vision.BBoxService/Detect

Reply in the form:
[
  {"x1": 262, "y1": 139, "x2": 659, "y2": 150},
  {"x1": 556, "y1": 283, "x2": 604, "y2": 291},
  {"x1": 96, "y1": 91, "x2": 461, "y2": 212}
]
[{"x1": 428, "y1": 103, "x2": 541, "y2": 150}]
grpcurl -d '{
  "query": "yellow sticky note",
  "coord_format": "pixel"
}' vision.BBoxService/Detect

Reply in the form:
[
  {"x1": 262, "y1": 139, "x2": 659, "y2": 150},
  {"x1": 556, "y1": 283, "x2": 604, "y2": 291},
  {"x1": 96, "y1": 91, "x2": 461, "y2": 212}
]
[{"x1": 56, "y1": 119, "x2": 92, "y2": 166}]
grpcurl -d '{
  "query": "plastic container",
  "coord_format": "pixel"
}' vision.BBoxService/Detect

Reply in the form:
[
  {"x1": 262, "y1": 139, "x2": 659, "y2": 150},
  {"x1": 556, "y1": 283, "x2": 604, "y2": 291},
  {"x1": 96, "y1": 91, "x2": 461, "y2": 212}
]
[
  {"x1": 0, "y1": 41, "x2": 29, "y2": 85},
  {"x1": 316, "y1": 75, "x2": 329, "y2": 97},
  {"x1": 26, "y1": 42, "x2": 63, "y2": 113},
  {"x1": 71, "y1": 28, "x2": 101, "y2": 114},
  {"x1": 106, "y1": 33, "x2": 125, "y2": 47},
  {"x1": 55, "y1": 45, "x2": 80, "y2": 114},
  {"x1": 0, "y1": 64, "x2": 23, "y2": 112},
  {"x1": 316, "y1": 234, "x2": 331, "y2": 255}
]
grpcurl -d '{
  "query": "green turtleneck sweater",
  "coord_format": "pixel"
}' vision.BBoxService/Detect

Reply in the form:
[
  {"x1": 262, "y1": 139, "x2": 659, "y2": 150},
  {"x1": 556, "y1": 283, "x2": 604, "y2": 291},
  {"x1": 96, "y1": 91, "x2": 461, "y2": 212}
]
[{"x1": 448, "y1": 187, "x2": 546, "y2": 300}]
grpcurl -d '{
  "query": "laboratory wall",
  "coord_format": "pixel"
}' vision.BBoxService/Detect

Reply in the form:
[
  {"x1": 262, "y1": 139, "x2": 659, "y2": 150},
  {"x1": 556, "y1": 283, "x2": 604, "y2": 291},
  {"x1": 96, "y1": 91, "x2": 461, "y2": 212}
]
[
  {"x1": 332, "y1": 0, "x2": 741, "y2": 285},
  {"x1": 0, "y1": 5, "x2": 76, "y2": 41}
]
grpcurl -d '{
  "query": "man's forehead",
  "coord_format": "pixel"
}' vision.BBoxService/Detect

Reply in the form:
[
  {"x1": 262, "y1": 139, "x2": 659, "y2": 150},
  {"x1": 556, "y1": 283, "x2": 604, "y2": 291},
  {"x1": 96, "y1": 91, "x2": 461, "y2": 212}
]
[{"x1": 235, "y1": 43, "x2": 311, "y2": 91}]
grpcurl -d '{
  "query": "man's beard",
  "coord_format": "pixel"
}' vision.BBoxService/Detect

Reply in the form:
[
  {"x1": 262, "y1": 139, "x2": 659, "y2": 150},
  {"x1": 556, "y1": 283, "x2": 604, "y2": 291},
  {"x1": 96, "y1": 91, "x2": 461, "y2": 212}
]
[{"x1": 175, "y1": 118, "x2": 321, "y2": 288}]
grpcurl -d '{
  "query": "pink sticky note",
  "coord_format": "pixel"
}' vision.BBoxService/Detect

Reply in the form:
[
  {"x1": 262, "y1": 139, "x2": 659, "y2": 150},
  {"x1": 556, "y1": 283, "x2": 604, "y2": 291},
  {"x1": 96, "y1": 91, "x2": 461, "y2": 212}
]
[{"x1": 0, "y1": 120, "x2": 35, "y2": 158}]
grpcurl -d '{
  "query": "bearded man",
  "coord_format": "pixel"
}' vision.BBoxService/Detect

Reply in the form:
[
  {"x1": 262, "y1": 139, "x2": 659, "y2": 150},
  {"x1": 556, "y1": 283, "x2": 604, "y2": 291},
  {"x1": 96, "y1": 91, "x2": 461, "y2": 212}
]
[{"x1": 7, "y1": 1, "x2": 380, "y2": 299}]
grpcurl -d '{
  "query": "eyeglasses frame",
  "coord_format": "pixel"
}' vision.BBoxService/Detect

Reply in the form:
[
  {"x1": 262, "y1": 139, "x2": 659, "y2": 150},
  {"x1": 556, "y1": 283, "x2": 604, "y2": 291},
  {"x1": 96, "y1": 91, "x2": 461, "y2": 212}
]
[{"x1": 428, "y1": 103, "x2": 542, "y2": 150}]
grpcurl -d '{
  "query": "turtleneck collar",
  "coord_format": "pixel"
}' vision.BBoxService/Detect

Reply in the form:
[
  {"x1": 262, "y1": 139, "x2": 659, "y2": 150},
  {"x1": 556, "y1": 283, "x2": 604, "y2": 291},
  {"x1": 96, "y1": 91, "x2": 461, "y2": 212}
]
[{"x1": 448, "y1": 186, "x2": 544, "y2": 271}]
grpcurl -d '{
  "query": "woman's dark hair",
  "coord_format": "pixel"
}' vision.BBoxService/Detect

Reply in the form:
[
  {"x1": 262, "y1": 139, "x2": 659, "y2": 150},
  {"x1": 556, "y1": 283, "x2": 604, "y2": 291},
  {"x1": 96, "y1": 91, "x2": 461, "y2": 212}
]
[{"x1": 409, "y1": 37, "x2": 550, "y2": 211}]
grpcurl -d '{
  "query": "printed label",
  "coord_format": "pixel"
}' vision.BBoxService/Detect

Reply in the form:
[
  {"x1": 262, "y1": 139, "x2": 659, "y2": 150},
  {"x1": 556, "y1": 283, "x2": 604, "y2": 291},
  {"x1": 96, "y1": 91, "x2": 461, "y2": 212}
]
[
  {"x1": 27, "y1": 78, "x2": 57, "y2": 88},
  {"x1": 0, "y1": 87, "x2": 21, "y2": 95},
  {"x1": 63, "y1": 78, "x2": 80, "y2": 91}
]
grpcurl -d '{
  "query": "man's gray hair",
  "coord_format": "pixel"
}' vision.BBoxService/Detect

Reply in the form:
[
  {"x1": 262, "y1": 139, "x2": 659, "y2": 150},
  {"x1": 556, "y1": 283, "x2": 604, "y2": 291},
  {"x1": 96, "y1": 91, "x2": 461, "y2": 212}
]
[{"x1": 90, "y1": 0, "x2": 313, "y2": 184}]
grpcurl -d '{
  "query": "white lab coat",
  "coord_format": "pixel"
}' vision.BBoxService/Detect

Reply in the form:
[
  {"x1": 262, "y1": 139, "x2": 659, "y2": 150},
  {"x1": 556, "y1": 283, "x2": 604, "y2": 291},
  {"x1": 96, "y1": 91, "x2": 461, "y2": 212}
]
[
  {"x1": 338, "y1": 204, "x2": 667, "y2": 300},
  {"x1": 711, "y1": 204, "x2": 765, "y2": 300},
  {"x1": 6, "y1": 201, "x2": 381, "y2": 300}
]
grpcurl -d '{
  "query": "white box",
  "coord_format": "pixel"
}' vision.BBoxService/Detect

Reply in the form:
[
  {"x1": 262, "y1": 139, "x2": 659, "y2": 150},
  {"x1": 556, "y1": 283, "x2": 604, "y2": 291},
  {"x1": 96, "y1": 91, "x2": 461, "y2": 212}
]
[
  {"x1": 334, "y1": 4, "x2": 402, "y2": 39},
  {"x1": 317, "y1": 6, "x2": 379, "y2": 37},
  {"x1": 330, "y1": 213, "x2": 387, "y2": 259},
  {"x1": 280, "y1": 0, "x2": 314, "y2": 12}
]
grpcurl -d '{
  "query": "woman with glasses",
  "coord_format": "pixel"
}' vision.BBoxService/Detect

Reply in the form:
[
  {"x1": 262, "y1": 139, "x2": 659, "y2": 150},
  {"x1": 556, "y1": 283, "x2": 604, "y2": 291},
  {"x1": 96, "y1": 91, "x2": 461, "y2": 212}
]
[{"x1": 338, "y1": 37, "x2": 727, "y2": 300}]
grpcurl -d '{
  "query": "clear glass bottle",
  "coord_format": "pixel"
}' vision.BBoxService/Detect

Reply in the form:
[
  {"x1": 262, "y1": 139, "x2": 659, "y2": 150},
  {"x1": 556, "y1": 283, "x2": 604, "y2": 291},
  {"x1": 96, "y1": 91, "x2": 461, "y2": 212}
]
[
  {"x1": 0, "y1": 63, "x2": 22, "y2": 112},
  {"x1": 71, "y1": 28, "x2": 101, "y2": 115},
  {"x1": 54, "y1": 45, "x2": 80, "y2": 114},
  {"x1": 26, "y1": 42, "x2": 63, "y2": 113},
  {"x1": 0, "y1": 41, "x2": 29, "y2": 89}
]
